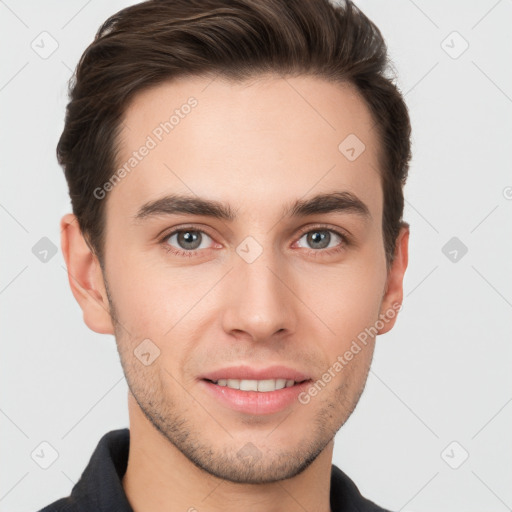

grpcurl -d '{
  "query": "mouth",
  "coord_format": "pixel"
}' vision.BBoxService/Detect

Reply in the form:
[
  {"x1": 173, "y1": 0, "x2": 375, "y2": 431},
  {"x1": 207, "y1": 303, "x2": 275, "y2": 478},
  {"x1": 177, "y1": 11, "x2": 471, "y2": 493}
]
[
  {"x1": 203, "y1": 378, "x2": 309, "y2": 392},
  {"x1": 200, "y1": 377, "x2": 313, "y2": 415}
]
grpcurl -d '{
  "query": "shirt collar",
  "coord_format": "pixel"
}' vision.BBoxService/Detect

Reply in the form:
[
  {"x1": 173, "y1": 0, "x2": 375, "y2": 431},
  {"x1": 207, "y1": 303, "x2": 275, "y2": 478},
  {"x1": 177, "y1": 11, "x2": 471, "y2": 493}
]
[
  {"x1": 68, "y1": 428, "x2": 133, "y2": 512},
  {"x1": 61, "y1": 428, "x2": 387, "y2": 512}
]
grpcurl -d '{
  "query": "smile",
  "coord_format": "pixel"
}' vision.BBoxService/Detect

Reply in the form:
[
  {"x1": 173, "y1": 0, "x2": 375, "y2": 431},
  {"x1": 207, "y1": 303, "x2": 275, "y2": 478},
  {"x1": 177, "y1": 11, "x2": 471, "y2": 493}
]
[{"x1": 207, "y1": 378, "x2": 302, "y2": 392}]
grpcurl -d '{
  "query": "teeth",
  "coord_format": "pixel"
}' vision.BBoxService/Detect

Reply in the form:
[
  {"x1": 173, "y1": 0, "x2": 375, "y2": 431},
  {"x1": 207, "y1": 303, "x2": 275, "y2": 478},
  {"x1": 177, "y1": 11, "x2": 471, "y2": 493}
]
[
  {"x1": 226, "y1": 379, "x2": 239, "y2": 389},
  {"x1": 240, "y1": 379, "x2": 258, "y2": 391},
  {"x1": 259, "y1": 379, "x2": 285, "y2": 391},
  {"x1": 213, "y1": 378, "x2": 298, "y2": 392}
]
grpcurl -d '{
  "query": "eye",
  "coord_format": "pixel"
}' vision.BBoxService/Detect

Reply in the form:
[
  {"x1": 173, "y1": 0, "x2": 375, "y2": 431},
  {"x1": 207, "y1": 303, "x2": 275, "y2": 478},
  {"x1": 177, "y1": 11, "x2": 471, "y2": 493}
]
[
  {"x1": 294, "y1": 226, "x2": 348, "y2": 255},
  {"x1": 159, "y1": 224, "x2": 350, "y2": 259},
  {"x1": 160, "y1": 228, "x2": 215, "y2": 258}
]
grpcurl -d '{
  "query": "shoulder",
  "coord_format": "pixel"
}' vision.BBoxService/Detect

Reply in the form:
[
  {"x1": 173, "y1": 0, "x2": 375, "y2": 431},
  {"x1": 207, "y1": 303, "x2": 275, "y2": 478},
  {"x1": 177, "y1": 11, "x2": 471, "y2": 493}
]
[
  {"x1": 330, "y1": 464, "x2": 393, "y2": 512},
  {"x1": 33, "y1": 428, "x2": 131, "y2": 512},
  {"x1": 35, "y1": 497, "x2": 78, "y2": 512}
]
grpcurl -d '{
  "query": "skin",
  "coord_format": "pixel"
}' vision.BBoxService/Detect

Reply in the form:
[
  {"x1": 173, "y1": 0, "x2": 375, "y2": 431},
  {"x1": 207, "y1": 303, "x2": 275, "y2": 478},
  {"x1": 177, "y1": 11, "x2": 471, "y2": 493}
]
[{"x1": 61, "y1": 74, "x2": 409, "y2": 512}]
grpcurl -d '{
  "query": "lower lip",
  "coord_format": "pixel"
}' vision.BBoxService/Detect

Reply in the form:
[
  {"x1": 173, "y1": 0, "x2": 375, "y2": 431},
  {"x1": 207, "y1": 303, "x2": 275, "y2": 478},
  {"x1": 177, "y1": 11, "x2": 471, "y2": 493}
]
[{"x1": 200, "y1": 379, "x2": 312, "y2": 415}]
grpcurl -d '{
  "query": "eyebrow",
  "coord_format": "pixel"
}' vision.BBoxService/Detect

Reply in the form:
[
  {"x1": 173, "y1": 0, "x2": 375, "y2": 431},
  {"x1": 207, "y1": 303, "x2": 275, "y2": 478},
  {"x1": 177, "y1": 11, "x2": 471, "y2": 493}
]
[{"x1": 132, "y1": 191, "x2": 371, "y2": 223}]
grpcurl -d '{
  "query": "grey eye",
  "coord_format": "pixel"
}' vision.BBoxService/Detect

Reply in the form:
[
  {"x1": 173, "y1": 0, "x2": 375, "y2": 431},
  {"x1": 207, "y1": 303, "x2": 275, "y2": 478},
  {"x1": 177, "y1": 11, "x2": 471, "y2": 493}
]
[
  {"x1": 297, "y1": 230, "x2": 342, "y2": 250},
  {"x1": 166, "y1": 230, "x2": 213, "y2": 251}
]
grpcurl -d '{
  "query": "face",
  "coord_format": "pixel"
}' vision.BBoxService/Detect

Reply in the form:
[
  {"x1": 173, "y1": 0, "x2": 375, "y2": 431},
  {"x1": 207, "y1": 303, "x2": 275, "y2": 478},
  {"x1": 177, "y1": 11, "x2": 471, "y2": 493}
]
[{"x1": 90, "y1": 74, "x2": 406, "y2": 484}]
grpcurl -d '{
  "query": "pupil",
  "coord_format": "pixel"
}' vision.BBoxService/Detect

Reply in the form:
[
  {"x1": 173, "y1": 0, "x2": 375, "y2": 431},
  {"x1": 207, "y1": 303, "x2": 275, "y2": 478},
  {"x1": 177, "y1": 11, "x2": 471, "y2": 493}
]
[
  {"x1": 180, "y1": 231, "x2": 200, "y2": 249},
  {"x1": 309, "y1": 230, "x2": 329, "y2": 249}
]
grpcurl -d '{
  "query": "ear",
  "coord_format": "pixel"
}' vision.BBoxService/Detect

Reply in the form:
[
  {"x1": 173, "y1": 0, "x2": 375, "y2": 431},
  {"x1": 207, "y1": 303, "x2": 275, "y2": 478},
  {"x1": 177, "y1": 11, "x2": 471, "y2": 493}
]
[
  {"x1": 60, "y1": 213, "x2": 115, "y2": 335},
  {"x1": 377, "y1": 223, "x2": 409, "y2": 335}
]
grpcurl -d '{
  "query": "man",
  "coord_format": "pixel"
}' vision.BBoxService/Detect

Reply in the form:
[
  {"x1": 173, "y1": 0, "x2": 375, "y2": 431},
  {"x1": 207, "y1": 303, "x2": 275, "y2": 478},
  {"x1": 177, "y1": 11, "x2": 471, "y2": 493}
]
[{"x1": 40, "y1": 0, "x2": 411, "y2": 510}]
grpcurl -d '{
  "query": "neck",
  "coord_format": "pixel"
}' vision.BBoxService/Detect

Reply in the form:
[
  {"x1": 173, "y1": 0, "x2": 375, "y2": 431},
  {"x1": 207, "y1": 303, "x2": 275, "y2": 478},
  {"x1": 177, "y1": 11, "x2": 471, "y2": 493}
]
[{"x1": 122, "y1": 393, "x2": 333, "y2": 512}]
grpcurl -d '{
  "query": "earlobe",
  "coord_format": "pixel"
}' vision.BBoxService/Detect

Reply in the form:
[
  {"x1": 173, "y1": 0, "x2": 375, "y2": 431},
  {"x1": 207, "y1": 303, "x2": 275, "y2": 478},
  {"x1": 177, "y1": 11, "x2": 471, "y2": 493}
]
[
  {"x1": 377, "y1": 224, "x2": 409, "y2": 335},
  {"x1": 60, "y1": 213, "x2": 115, "y2": 335}
]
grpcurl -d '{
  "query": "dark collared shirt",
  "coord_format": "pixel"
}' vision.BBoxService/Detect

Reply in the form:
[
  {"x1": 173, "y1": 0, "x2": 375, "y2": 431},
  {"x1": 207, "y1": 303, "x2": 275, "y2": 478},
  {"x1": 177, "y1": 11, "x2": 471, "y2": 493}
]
[{"x1": 36, "y1": 429, "x2": 391, "y2": 512}]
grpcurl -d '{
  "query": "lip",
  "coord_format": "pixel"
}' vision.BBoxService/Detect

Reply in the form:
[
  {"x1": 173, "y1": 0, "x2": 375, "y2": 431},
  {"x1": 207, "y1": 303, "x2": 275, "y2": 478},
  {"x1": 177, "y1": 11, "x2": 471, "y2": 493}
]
[
  {"x1": 199, "y1": 365, "x2": 311, "y2": 382},
  {"x1": 199, "y1": 378, "x2": 312, "y2": 415}
]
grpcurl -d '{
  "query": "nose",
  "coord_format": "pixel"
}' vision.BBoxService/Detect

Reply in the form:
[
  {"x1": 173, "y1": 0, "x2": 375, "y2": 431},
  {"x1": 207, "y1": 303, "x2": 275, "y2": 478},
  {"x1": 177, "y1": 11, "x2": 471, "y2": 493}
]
[{"x1": 220, "y1": 245, "x2": 298, "y2": 343}]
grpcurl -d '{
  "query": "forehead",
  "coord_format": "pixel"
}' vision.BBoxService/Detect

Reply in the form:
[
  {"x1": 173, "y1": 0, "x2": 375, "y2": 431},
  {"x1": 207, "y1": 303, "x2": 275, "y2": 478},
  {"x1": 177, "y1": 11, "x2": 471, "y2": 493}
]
[{"x1": 107, "y1": 74, "x2": 382, "y2": 225}]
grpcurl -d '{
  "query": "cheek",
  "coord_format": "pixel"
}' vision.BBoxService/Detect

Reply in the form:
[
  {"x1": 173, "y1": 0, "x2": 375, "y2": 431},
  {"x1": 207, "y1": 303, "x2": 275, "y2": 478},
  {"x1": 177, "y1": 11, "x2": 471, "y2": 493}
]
[
  {"x1": 105, "y1": 254, "x2": 172, "y2": 337},
  {"x1": 106, "y1": 254, "x2": 216, "y2": 353},
  {"x1": 306, "y1": 260, "x2": 386, "y2": 346},
  {"x1": 105, "y1": 228, "x2": 387, "y2": 354}
]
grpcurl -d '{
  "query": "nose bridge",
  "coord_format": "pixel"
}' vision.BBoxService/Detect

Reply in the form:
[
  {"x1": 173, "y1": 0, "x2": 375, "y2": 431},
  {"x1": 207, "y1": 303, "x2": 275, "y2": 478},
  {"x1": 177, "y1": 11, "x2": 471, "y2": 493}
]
[{"x1": 221, "y1": 237, "x2": 296, "y2": 341}]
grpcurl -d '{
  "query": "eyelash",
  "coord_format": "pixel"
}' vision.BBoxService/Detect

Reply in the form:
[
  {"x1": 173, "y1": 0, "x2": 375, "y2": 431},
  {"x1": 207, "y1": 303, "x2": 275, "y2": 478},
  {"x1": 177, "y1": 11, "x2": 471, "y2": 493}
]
[{"x1": 159, "y1": 224, "x2": 350, "y2": 259}]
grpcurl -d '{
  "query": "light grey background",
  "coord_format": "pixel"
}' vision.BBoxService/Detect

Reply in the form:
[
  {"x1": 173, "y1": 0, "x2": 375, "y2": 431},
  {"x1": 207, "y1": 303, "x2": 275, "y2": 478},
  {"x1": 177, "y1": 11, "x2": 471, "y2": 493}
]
[{"x1": 1, "y1": 1, "x2": 511, "y2": 511}]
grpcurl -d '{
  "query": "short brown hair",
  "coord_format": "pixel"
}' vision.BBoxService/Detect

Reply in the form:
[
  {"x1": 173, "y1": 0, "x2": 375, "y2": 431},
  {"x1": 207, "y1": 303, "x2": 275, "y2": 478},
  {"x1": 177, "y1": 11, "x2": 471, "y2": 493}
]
[{"x1": 57, "y1": 0, "x2": 411, "y2": 269}]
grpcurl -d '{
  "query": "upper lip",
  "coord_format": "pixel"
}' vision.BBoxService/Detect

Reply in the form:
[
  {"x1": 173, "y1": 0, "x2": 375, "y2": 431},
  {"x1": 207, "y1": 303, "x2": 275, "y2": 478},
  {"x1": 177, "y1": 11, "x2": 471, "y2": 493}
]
[{"x1": 200, "y1": 365, "x2": 311, "y2": 382}]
